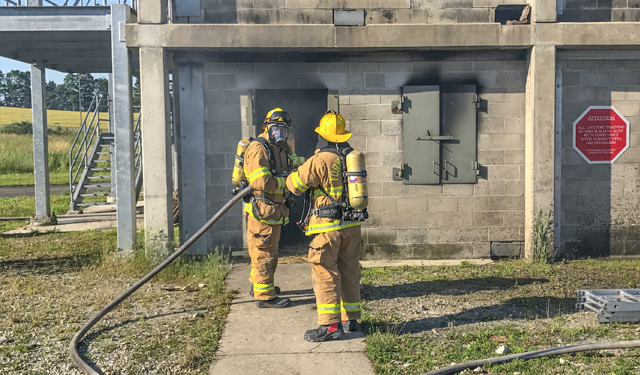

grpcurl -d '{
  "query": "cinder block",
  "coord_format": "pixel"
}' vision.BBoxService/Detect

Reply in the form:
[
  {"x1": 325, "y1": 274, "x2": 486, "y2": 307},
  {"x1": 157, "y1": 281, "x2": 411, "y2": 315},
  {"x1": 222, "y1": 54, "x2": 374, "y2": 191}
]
[
  {"x1": 490, "y1": 196, "x2": 524, "y2": 210},
  {"x1": 428, "y1": 196, "x2": 459, "y2": 211},
  {"x1": 504, "y1": 118, "x2": 525, "y2": 134},
  {"x1": 204, "y1": 63, "x2": 225, "y2": 73},
  {"x1": 255, "y1": 63, "x2": 319, "y2": 74},
  {"x1": 365, "y1": 74, "x2": 386, "y2": 88},
  {"x1": 364, "y1": 151, "x2": 383, "y2": 166},
  {"x1": 224, "y1": 63, "x2": 256, "y2": 74},
  {"x1": 474, "y1": 180, "x2": 505, "y2": 196},
  {"x1": 503, "y1": 180, "x2": 524, "y2": 196},
  {"x1": 457, "y1": 196, "x2": 490, "y2": 211},
  {"x1": 458, "y1": 227, "x2": 488, "y2": 242},
  {"x1": 205, "y1": 105, "x2": 242, "y2": 122},
  {"x1": 253, "y1": 0, "x2": 285, "y2": 8},
  {"x1": 412, "y1": 212, "x2": 443, "y2": 227},
  {"x1": 347, "y1": 73, "x2": 366, "y2": 88},
  {"x1": 206, "y1": 74, "x2": 236, "y2": 90},
  {"x1": 503, "y1": 210, "x2": 524, "y2": 227},
  {"x1": 394, "y1": 8, "x2": 430, "y2": 22},
  {"x1": 612, "y1": 101, "x2": 640, "y2": 117},
  {"x1": 348, "y1": 120, "x2": 382, "y2": 136},
  {"x1": 367, "y1": 166, "x2": 395, "y2": 182},
  {"x1": 488, "y1": 165, "x2": 520, "y2": 180},
  {"x1": 348, "y1": 135, "x2": 367, "y2": 151},
  {"x1": 383, "y1": 181, "x2": 411, "y2": 197},
  {"x1": 382, "y1": 151, "x2": 403, "y2": 167},
  {"x1": 430, "y1": 8, "x2": 491, "y2": 23},
  {"x1": 473, "y1": 211, "x2": 503, "y2": 226},
  {"x1": 367, "y1": 228, "x2": 398, "y2": 244},
  {"x1": 382, "y1": 120, "x2": 403, "y2": 135},
  {"x1": 367, "y1": 9, "x2": 397, "y2": 23},
  {"x1": 411, "y1": 185, "x2": 443, "y2": 196},
  {"x1": 442, "y1": 211, "x2": 472, "y2": 227},
  {"x1": 442, "y1": 184, "x2": 474, "y2": 196},
  {"x1": 397, "y1": 228, "x2": 429, "y2": 243},
  {"x1": 478, "y1": 118, "x2": 505, "y2": 134},
  {"x1": 383, "y1": 212, "x2": 414, "y2": 227},
  {"x1": 474, "y1": 61, "x2": 506, "y2": 72},
  {"x1": 566, "y1": 60, "x2": 596, "y2": 71},
  {"x1": 367, "y1": 136, "x2": 399, "y2": 152},
  {"x1": 490, "y1": 242, "x2": 523, "y2": 257},
  {"x1": 503, "y1": 150, "x2": 524, "y2": 164},
  {"x1": 484, "y1": 102, "x2": 521, "y2": 119},
  {"x1": 368, "y1": 197, "x2": 398, "y2": 212},
  {"x1": 237, "y1": 8, "x2": 271, "y2": 23},
  {"x1": 363, "y1": 212, "x2": 383, "y2": 228},
  {"x1": 478, "y1": 150, "x2": 505, "y2": 165},
  {"x1": 581, "y1": 71, "x2": 613, "y2": 87},
  {"x1": 398, "y1": 196, "x2": 429, "y2": 212},
  {"x1": 488, "y1": 227, "x2": 521, "y2": 241},
  {"x1": 366, "y1": 104, "x2": 402, "y2": 120},
  {"x1": 478, "y1": 133, "x2": 521, "y2": 150},
  {"x1": 411, "y1": 0, "x2": 443, "y2": 9},
  {"x1": 349, "y1": 95, "x2": 381, "y2": 105},
  {"x1": 503, "y1": 60, "x2": 526, "y2": 72},
  {"x1": 380, "y1": 62, "x2": 414, "y2": 72},
  {"x1": 380, "y1": 94, "x2": 403, "y2": 104},
  {"x1": 428, "y1": 228, "x2": 458, "y2": 243},
  {"x1": 341, "y1": 105, "x2": 368, "y2": 120},
  {"x1": 350, "y1": 62, "x2": 381, "y2": 73},
  {"x1": 205, "y1": 90, "x2": 225, "y2": 106},
  {"x1": 442, "y1": 0, "x2": 473, "y2": 7},
  {"x1": 614, "y1": 0, "x2": 629, "y2": 6}
]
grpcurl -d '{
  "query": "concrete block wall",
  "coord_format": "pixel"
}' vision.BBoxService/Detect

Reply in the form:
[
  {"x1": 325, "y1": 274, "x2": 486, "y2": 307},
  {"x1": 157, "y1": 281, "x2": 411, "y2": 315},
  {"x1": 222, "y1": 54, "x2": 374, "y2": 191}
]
[
  {"x1": 196, "y1": 0, "x2": 529, "y2": 24},
  {"x1": 203, "y1": 52, "x2": 527, "y2": 258},
  {"x1": 558, "y1": 0, "x2": 640, "y2": 22},
  {"x1": 560, "y1": 56, "x2": 640, "y2": 257}
]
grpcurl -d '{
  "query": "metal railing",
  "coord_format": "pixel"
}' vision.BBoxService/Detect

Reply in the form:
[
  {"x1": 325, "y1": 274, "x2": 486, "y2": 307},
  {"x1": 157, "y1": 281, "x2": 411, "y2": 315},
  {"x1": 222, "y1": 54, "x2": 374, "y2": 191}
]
[
  {"x1": 133, "y1": 98, "x2": 143, "y2": 198},
  {"x1": 68, "y1": 91, "x2": 108, "y2": 201},
  {"x1": 2, "y1": 0, "x2": 137, "y2": 9}
]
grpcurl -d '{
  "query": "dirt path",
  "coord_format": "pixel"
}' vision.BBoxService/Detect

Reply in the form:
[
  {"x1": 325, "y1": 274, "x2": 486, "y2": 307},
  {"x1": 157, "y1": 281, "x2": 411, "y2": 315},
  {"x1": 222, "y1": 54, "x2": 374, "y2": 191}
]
[{"x1": 0, "y1": 184, "x2": 68, "y2": 198}]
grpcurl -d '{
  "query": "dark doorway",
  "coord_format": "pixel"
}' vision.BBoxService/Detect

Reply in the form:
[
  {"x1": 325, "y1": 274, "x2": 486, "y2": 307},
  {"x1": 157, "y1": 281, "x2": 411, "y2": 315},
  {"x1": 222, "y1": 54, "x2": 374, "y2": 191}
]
[{"x1": 254, "y1": 89, "x2": 329, "y2": 251}]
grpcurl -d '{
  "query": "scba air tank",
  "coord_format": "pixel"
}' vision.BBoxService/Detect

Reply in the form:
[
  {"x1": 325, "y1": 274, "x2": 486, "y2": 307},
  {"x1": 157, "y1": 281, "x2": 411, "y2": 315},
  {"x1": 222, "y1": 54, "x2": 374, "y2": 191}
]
[
  {"x1": 232, "y1": 139, "x2": 251, "y2": 186},
  {"x1": 345, "y1": 150, "x2": 368, "y2": 211}
]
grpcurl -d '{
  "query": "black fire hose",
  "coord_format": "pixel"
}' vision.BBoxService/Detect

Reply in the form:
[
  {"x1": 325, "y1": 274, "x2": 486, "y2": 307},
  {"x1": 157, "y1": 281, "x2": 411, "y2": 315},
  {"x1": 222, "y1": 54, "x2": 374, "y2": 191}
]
[
  {"x1": 422, "y1": 339, "x2": 640, "y2": 375},
  {"x1": 69, "y1": 185, "x2": 254, "y2": 375}
]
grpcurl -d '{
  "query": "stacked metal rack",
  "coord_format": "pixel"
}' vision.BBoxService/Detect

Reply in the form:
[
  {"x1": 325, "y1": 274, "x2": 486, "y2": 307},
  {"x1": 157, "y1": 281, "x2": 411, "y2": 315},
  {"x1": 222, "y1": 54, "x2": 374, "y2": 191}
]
[{"x1": 577, "y1": 289, "x2": 640, "y2": 323}]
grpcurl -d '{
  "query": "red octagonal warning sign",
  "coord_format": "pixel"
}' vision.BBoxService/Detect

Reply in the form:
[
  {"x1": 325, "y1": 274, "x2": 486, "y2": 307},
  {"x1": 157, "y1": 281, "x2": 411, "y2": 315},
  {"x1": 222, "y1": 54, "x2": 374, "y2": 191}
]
[{"x1": 573, "y1": 106, "x2": 629, "y2": 164}]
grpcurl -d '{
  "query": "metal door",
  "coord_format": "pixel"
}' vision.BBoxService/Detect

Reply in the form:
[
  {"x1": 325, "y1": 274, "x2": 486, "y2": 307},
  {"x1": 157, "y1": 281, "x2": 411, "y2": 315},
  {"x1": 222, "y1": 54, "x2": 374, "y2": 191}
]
[
  {"x1": 440, "y1": 85, "x2": 478, "y2": 184},
  {"x1": 254, "y1": 89, "x2": 329, "y2": 250},
  {"x1": 402, "y1": 86, "x2": 441, "y2": 185}
]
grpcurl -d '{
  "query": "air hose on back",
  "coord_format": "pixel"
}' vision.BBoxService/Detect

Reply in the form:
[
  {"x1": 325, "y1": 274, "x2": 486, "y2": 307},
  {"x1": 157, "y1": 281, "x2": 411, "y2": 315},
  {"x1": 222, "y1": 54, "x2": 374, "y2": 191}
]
[{"x1": 69, "y1": 186, "x2": 254, "y2": 375}]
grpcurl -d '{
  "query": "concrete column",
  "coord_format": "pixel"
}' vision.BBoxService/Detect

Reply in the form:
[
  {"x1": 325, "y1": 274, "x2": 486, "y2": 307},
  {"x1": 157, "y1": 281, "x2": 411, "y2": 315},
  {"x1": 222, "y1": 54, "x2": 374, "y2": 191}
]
[
  {"x1": 533, "y1": 0, "x2": 557, "y2": 23},
  {"x1": 30, "y1": 61, "x2": 55, "y2": 225},
  {"x1": 138, "y1": 0, "x2": 167, "y2": 24},
  {"x1": 140, "y1": 46, "x2": 174, "y2": 259},
  {"x1": 524, "y1": 45, "x2": 556, "y2": 260},
  {"x1": 111, "y1": 4, "x2": 136, "y2": 252},
  {"x1": 27, "y1": 0, "x2": 43, "y2": 5},
  {"x1": 176, "y1": 64, "x2": 208, "y2": 255}
]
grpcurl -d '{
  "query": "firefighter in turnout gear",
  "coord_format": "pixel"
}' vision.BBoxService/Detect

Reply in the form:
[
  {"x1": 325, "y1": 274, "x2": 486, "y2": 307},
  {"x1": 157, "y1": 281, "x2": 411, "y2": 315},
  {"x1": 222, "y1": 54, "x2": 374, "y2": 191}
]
[
  {"x1": 241, "y1": 108, "x2": 305, "y2": 308},
  {"x1": 286, "y1": 110, "x2": 368, "y2": 341}
]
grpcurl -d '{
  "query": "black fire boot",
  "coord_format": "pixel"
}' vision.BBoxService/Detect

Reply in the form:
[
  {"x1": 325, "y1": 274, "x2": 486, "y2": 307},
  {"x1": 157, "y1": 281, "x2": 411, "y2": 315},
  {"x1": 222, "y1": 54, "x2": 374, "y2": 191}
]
[
  {"x1": 249, "y1": 285, "x2": 281, "y2": 297},
  {"x1": 342, "y1": 320, "x2": 359, "y2": 332},
  {"x1": 256, "y1": 296, "x2": 291, "y2": 308},
  {"x1": 304, "y1": 322, "x2": 344, "y2": 342}
]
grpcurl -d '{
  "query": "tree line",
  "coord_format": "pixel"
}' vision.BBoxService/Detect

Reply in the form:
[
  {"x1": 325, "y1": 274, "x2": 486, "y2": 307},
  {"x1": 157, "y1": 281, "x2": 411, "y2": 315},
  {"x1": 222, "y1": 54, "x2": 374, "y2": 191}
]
[{"x1": 0, "y1": 70, "x2": 140, "y2": 112}]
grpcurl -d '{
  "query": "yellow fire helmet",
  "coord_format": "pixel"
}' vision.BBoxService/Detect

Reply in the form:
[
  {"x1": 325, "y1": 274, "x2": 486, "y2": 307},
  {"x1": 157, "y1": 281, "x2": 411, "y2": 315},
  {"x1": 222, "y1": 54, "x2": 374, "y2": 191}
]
[
  {"x1": 263, "y1": 107, "x2": 291, "y2": 131},
  {"x1": 315, "y1": 110, "x2": 351, "y2": 143}
]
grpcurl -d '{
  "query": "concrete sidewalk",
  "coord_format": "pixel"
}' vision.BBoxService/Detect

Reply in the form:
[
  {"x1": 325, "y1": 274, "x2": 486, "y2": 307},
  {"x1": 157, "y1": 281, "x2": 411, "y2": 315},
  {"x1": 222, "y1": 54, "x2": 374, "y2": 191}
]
[{"x1": 210, "y1": 263, "x2": 376, "y2": 375}]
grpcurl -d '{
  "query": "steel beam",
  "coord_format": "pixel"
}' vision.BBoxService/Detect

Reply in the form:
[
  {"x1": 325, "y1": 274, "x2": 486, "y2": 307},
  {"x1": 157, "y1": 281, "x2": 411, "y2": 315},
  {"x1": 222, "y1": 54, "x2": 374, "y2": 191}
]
[
  {"x1": 30, "y1": 61, "x2": 55, "y2": 225},
  {"x1": 0, "y1": 15, "x2": 109, "y2": 32},
  {"x1": 111, "y1": 4, "x2": 136, "y2": 252},
  {"x1": 176, "y1": 63, "x2": 208, "y2": 256}
]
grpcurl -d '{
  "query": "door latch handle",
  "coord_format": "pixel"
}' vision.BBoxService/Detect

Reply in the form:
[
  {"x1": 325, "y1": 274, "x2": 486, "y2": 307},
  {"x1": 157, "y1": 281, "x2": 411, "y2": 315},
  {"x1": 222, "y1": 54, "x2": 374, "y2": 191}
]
[{"x1": 417, "y1": 135, "x2": 455, "y2": 141}]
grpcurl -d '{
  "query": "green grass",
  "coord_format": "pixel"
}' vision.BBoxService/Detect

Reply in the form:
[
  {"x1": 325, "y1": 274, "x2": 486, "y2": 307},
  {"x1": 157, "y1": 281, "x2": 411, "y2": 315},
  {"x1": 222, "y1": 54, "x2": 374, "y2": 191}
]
[
  {"x1": 362, "y1": 260, "x2": 640, "y2": 375},
  {"x1": 0, "y1": 192, "x2": 86, "y2": 217},
  {"x1": 0, "y1": 229, "x2": 232, "y2": 374},
  {"x1": 0, "y1": 172, "x2": 69, "y2": 187}
]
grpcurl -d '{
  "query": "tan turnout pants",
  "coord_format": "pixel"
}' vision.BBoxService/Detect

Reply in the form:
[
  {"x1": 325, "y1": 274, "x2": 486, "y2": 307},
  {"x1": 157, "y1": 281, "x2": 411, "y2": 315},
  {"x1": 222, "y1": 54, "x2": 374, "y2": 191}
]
[
  {"x1": 247, "y1": 215, "x2": 281, "y2": 301},
  {"x1": 308, "y1": 225, "x2": 362, "y2": 325}
]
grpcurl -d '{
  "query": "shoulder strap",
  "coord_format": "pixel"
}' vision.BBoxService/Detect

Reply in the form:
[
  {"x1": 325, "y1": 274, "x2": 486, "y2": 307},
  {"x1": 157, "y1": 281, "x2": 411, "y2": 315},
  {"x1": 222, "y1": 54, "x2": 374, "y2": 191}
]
[{"x1": 252, "y1": 137, "x2": 277, "y2": 174}]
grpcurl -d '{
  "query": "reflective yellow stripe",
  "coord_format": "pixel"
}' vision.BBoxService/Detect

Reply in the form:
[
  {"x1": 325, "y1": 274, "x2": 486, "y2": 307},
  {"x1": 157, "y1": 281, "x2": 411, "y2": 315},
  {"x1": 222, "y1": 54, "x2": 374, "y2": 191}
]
[
  {"x1": 266, "y1": 189, "x2": 285, "y2": 195},
  {"x1": 341, "y1": 301, "x2": 361, "y2": 312},
  {"x1": 245, "y1": 167, "x2": 270, "y2": 183},
  {"x1": 317, "y1": 303, "x2": 341, "y2": 314},
  {"x1": 305, "y1": 220, "x2": 361, "y2": 236},
  {"x1": 250, "y1": 268, "x2": 254, "y2": 277},
  {"x1": 291, "y1": 171, "x2": 309, "y2": 191},
  {"x1": 276, "y1": 176, "x2": 286, "y2": 189},
  {"x1": 312, "y1": 186, "x2": 343, "y2": 200},
  {"x1": 253, "y1": 283, "x2": 274, "y2": 292},
  {"x1": 289, "y1": 153, "x2": 297, "y2": 159},
  {"x1": 244, "y1": 202, "x2": 289, "y2": 225}
]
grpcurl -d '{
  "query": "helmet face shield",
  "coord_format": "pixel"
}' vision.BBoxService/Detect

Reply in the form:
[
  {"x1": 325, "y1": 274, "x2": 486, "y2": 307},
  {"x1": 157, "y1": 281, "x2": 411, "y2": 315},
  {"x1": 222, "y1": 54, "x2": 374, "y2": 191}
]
[{"x1": 268, "y1": 123, "x2": 288, "y2": 145}]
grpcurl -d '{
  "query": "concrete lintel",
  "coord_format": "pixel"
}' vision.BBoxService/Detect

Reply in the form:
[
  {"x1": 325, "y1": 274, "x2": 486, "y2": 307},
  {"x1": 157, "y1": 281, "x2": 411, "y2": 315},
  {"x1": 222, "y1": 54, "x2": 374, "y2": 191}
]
[
  {"x1": 0, "y1": 15, "x2": 110, "y2": 32},
  {"x1": 30, "y1": 61, "x2": 51, "y2": 221},
  {"x1": 127, "y1": 24, "x2": 534, "y2": 49},
  {"x1": 524, "y1": 44, "x2": 556, "y2": 261},
  {"x1": 539, "y1": 23, "x2": 640, "y2": 47},
  {"x1": 140, "y1": 46, "x2": 174, "y2": 259}
]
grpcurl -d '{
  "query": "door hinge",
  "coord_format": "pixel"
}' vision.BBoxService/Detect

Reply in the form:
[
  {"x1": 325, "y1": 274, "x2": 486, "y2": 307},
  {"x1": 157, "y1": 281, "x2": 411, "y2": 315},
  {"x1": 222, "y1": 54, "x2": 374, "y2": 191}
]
[
  {"x1": 392, "y1": 165, "x2": 404, "y2": 181},
  {"x1": 391, "y1": 96, "x2": 404, "y2": 114},
  {"x1": 472, "y1": 161, "x2": 480, "y2": 176}
]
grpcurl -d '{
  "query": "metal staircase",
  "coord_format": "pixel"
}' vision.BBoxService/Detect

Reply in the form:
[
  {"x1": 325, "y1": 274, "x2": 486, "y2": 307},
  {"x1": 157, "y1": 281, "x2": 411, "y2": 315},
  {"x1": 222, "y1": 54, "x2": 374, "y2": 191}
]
[{"x1": 68, "y1": 91, "x2": 142, "y2": 211}]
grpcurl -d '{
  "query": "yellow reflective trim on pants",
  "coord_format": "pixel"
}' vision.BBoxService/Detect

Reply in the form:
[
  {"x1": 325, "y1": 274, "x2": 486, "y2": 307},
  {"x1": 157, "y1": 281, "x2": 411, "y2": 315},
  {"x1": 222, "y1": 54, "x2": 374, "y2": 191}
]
[
  {"x1": 244, "y1": 202, "x2": 289, "y2": 225},
  {"x1": 341, "y1": 301, "x2": 361, "y2": 312},
  {"x1": 245, "y1": 167, "x2": 271, "y2": 183},
  {"x1": 317, "y1": 303, "x2": 341, "y2": 314},
  {"x1": 291, "y1": 171, "x2": 309, "y2": 191},
  {"x1": 253, "y1": 283, "x2": 274, "y2": 292},
  {"x1": 305, "y1": 220, "x2": 361, "y2": 236}
]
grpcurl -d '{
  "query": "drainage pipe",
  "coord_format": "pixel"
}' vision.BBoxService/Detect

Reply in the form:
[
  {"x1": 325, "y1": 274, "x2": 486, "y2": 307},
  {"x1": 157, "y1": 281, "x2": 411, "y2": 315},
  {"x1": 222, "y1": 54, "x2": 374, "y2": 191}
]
[
  {"x1": 69, "y1": 185, "x2": 254, "y2": 375},
  {"x1": 423, "y1": 339, "x2": 640, "y2": 375}
]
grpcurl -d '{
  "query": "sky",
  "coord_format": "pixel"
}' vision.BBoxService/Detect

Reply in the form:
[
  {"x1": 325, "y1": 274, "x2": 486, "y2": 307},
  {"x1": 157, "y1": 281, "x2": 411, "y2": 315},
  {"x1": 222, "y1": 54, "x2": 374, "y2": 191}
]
[{"x1": 0, "y1": 57, "x2": 107, "y2": 84}]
